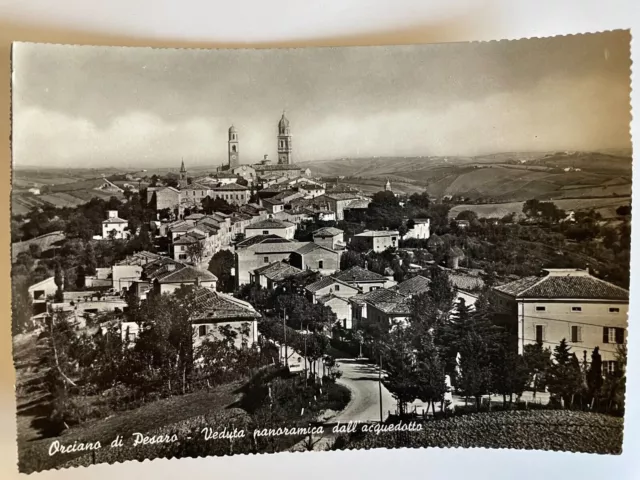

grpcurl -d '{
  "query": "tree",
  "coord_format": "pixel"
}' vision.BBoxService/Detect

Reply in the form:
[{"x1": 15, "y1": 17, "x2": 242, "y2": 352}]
[
  {"x1": 428, "y1": 268, "x2": 455, "y2": 312},
  {"x1": 492, "y1": 336, "x2": 528, "y2": 406},
  {"x1": 616, "y1": 205, "x2": 631, "y2": 217},
  {"x1": 381, "y1": 324, "x2": 418, "y2": 416},
  {"x1": 340, "y1": 250, "x2": 365, "y2": 270},
  {"x1": 408, "y1": 192, "x2": 431, "y2": 209},
  {"x1": 586, "y1": 346, "x2": 603, "y2": 406},
  {"x1": 456, "y1": 210, "x2": 478, "y2": 222},
  {"x1": 54, "y1": 260, "x2": 64, "y2": 301},
  {"x1": 84, "y1": 243, "x2": 97, "y2": 275},
  {"x1": 547, "y1": 338, "x2": 583, "y2": 407},
  {"x1": 413, "y1": 333, "x2": 447, "y2": 415},
  {"x1": 75, "y1": 265, "x2": 86, "y2": 289},
  {"x1": 208, "y1": 250, "x2": 235, "y2": 292},
  {"x1": 186, "y1": 241, "x2": 204, "y2": 265},
  {"x1": 456, "y1": 331, "x2": 493, "y2": 411},
  {"x1": 11, "y1": 279, "x2": 32, "y2": 335},
  {"x1": 28, "y1": 243, "x2": 42, "y2": 259},
  {"x1": 522, "y1": 342, "x2": 552, "y2": 400}
]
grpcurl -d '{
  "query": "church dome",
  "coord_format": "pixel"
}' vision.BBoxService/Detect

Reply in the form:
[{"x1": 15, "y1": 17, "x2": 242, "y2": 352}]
[
  {"x1": 229, "y1": 125, "x2": 237, "y2": 133},
  {"x1": 278, "y1": 112, "x2": 290, "y2": 129}
]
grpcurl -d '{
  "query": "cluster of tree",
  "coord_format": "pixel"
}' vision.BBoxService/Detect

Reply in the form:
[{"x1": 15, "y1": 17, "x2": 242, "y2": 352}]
[
  {"x1": 40, "y1": 286, "x2": 274, "y2": 429},
  {"x1": 356, "y1": 277, "x2": 626, "y2": 416}
]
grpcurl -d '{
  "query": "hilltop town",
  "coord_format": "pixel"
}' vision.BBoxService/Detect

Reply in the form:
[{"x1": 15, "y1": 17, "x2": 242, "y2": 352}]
[{"x1": 12, "y1": 112, "x2": 630, "y2": 471}]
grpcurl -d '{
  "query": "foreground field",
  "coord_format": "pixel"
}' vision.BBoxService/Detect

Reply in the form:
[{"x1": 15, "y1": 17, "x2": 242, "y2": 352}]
[
  {"x1": 448, "y1": 196, "x2": 631, "y2": 221},
  {"x1": 340, "y1": 410, "x2": 623, "y2": 454}
]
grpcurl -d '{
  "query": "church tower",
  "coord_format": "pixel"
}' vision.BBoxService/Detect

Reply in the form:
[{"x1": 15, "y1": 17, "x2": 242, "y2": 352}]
[
  {"x1": 384, "y1": 178, "x2": 392, "y2": 191},
  {"x1": 277, "y1": 111, "x2": 292, "y2": 165},
  {"x1": 179, "y1": 159, "x2": 188, "y2": 188},
  {"x1": 228, "y1": 125, "x2": 240, "y2": 168}
]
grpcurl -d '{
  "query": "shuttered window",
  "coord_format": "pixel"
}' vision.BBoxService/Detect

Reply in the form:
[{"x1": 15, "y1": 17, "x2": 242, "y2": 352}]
[
  {"x1": 571, "y1": 326, "x2": 582, "y2": 343},
  {"x1": 535, "y1": 325, "x2": 545, "y2": 344}
]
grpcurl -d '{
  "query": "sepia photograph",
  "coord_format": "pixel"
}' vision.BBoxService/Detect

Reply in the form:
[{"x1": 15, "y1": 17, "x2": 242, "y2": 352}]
[{"x1": 10, "y1": 30, "x2": 632, "y2": 473}]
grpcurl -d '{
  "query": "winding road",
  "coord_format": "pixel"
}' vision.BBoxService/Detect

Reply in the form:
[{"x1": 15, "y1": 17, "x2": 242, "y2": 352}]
[{"x1": 332, "y1": 358, "x2": 396, "y2": 423}]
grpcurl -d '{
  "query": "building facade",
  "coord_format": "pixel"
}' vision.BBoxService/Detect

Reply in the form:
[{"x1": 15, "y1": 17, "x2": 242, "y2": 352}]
[
  {"x1": 492, "y1": 268, "x2": 628, "y2": 370},
  {"x1": 352, "y1": 230, "x2": 399, "y2": 252}
]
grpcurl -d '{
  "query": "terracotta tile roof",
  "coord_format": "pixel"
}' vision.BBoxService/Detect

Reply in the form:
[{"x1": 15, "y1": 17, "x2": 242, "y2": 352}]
[
  {"x1": 103, "y1": 217, "x2": 128, "y2": 224},
  {"x1": 317, "y1": 293, "x2": 349, "y2": 305},
  {"x1": 333, "y1": 266, "x2": 388, "y2": 283},
  {"x1": 359, "y1": 289, "x2": 409, "y2": 314},
  {"x1": 190, "y1": 287, "x2": 260, "y2": 322},
  {"x1": 246, "y1": 219, "x2": 295, "y2": 229},
  {"x1": 212, "y1": 183, "x2": 250, "y2": 191},
  {"x1": 254, "y1": 164, "x2": 304, "y2": 171},
  {"x1": 253, "y1": 262, "x2": 303, "y2": 281},
  {"x1": 236, "y1": 234, "x2": 292, "y2": 248},
  {"x1": 325, "y1": 193, "x2": 360, "y2": 201},
  {"x1": 448, "y1": 272, "x2": 485, "y2": 292},
  {"x1": 173, "y1": 233, "x2": 203, "y2": 245},
  {"x1": 494, "y1": 270, "x2": 629, "y2": 300},
  {"x1": 116, "y1": 251, "x2": 161, "y2": 266},
  {"x1": 262, "y1": 197, "x2": 284, "y2": 205},
  {"x1": 355, "y1": 230, "x2": 399, "y2": 238},
  {"x1": 313, "y1": 227, "x2": 343, "y2": 237},
  {"x1": 345, "y1": 199, "x2": 371, "y2": 209},
  {"x1": 396, "y1": 275, "x2": 431, "y2": 296},
  {"x1": 305, "y1": 276, "x2": 357, "y2": 293},
  {"x1": 157, "y1": 266, "x2": 218, "y2": 284},
  {"x1": 253, "y1": 241, "x2": 306, "y2": 254},
  {"x1": 295, "y1": 242, "x2": 337, "y2": 255}
]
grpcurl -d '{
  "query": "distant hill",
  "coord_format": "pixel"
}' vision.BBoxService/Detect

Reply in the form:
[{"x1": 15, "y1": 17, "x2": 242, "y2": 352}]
[{"x1": 301, "y1": 150, "x2": 632, "y2": 202}]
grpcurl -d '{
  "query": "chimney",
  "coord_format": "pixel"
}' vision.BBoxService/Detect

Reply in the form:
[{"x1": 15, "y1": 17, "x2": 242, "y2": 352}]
[
  {"x1": 108, "y1": 210, "x2": 118, "y2": 219},
  {"x1": 264, "y1": 154, "x2": 269, "y2": 161},
  {"x1": 167, "y1": 264, "x2": 176, "y2": 272}
]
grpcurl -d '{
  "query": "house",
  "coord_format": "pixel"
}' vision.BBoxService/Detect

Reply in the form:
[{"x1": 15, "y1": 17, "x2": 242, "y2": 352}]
[
  {"x1": 455, "y1": 219, "x2": 470, "y2": 229},
  {"x1": 404, "y1": 218, "x2": 431, "y2": 240},
  {"x1": 261, "y1": 197, "x2": 285, "y2": 214},
  {"x1": 250, "y1": 261, "x2": 303, "y2": 289},
  {"x1": 234, "y1": 234, "x2": 307, "y2": 287},
  {"x1": 318, "y1": 294, "x2": 352, "y2": 329},
  {"x1": 312, "y1": 227, "x2": 344, "y2": 249},
  {"x1": 230, "y1": 164, "x2": 257, "y2": 183},
  {"x1": 102, "y1": 210, "x2": 129, "y2": 239},
  {"x1": 151, "y1": 265, "x2": 217, "y2": 295},
  {"x1": 333, "y1": 266, "x2": 396, "y2": 292},
  {"x1": 290, "y1": 242, "x2": 341, "y2": 275},
  {"x1": 492, "y1": 268, "x2": 628, "y2": 371},
  {"x1": 350, "y1": 288, "x2": 410, "y2": 330},
  {"x1": 181, "y1": 183, "x2": 212, "y2": 202},
  {"x1": 305, "y1": 276, "x2": 360, "y2": 303},
  {"x1": 28, "y1": 187, "x2": 41, "y2": 195},
  {"x1": 172, "y1": 232, "x2": 206, "y2": 263},
  {"x1": 28, "y1": 277, "x2": 59, "y2": 314},
  {"x1": 147, "y1": 186, "x2": 181, "y2": 211},
  {"x1": 244, "y1": 219, "x2": 296, "y2": 240},
  {"x1": 322, "y1": 193, "x2": 361, "y2": 221},
  {"x1": 351, "y1": 230, "x2": 399, "y2": 253},
  {"x1": 189, "y1": 287, "x2": 261, "y2": 350},
  {"x1": 297, "y1": 182, "x2": 325, "y2": 199},
  {"x1": 210, "y1": 183, "x2": 251, "y2": 206}
]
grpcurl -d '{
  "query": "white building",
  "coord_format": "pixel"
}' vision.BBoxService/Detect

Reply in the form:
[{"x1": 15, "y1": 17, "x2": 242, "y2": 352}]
[
  {"x1": 102, "y1": 210, "x2": 129, "y2": 239},
  {"x1": 404, "y1": 218, "x2": 431, "y2": 240}
]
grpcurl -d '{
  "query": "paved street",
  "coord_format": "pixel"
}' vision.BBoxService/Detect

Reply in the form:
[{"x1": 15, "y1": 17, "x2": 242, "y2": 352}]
[{"x1": 332, "y1": 358, "x2": 395, "y2": 423}]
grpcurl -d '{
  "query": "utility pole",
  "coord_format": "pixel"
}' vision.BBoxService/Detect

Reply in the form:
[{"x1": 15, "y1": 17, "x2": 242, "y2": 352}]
[
  {"x1": 378, "y1": 349, "x2": 383, "y2": 423},
  {"x1": 283, "y1": 307, "x2": 288, "y2": 367}
]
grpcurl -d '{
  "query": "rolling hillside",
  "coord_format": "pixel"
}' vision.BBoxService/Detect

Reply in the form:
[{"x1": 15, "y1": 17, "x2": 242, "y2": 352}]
[{"x1": 302, "y1": 150, "x2": 632, "y2": 202}]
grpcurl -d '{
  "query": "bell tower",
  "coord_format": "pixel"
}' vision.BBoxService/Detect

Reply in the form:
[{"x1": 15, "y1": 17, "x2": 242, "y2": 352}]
[
  {"x1": 179, "y1": 159, "x2": 188, "y2": 188},
  {"x1": 277, "y1": 111, "x2": 292, "y2": 165},
  {"x1": 228, "y1": 125, "x2": 239, "y2": 168}
]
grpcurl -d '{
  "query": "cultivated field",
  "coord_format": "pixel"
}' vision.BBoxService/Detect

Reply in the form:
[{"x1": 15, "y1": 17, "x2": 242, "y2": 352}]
[
  {"x1": 448, "y1": 196, "x2": 631, "y2": 221},
  {"x1": 11, "y1": 231, "x2": 66, "y2": 261}
]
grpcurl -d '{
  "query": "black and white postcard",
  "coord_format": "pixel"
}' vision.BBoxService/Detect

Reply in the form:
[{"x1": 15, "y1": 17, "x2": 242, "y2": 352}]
[{"x1": 10, "y1": 30, "x2": 632, "y2": 473}]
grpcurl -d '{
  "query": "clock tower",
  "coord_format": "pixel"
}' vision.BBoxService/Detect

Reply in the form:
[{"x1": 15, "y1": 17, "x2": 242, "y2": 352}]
[
  {"x1": 228, "y1": 125, "x2": 240, "y2": 168},
  {"x1": 277, "y1": 111, "x2": 292, "y2": 165}
]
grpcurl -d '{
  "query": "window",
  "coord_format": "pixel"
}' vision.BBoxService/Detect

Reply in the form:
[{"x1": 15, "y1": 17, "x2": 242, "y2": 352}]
[
  {"x1": 318, "y1": 260, "x2": 324, "y2": 269},
  {"x1": 334, "y1": 284, "x2": 340, "y2": 291},
  {"x1": 604, "y1": 361, "x2": 618, "y2": 375},
  {"x1": 198, "y1": 325, "x2": 207, "y2": 337},
  {"x1": 264, "y1": 256, "x2": 269, "y2": 264},
  {"x1": 535, "y1": 325, "x2": 545, "y2": 344},
  {"x1": 263, "y1": 230, "x2": 269, "y2": 235},
  {"x1": 609, "y1": 307, "x2": 620, "y2": 313},
  {"x1": 603, "y1": 327, "x2": 625, "y2": 344},
  {"x1": 535, "y1": 306, "x2": 546, "y2": 312},
  {"x1": 571, "y1": 306, "x2": 582, "y2": 312},
  {"x1": 571, "y1": 325, "x2": 582, "y2": 343},
  {"x1": 179, "y1": 254, "x2": 187, "y2": 260}
]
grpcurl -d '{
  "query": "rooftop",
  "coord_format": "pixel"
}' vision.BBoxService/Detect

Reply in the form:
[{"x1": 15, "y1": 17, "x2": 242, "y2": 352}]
[
  {"x1": 254, "y1": 164, "x2": 304, "y2": 171},
  {"x1": 325, "y1": 193, "x2": 360, "y2": 201},
  {"x1": 294, "y1": 242, "x2": 337, "y2": 255},
  {"x1": 494, "y1": 269, "x2": 628, "y2": 300},
  {"x1": 246, "y1": 219, "x2": 295, "y2": 230},
  {"x1": 313, "y1": 227, "x2": 343, "y2": 237},
  {"x1": 103, "y1": 217, "x2": 128, "y2": 224},
  {"x1": 396, "y1": 275, "x2": 431, "y2": 296},
  {"x1": 190, "y1": 287, "x2": 261, "y2": 322},
  {"x1": 158, "y1": 266, "x2": 218, "y2": 284},
  {"x1": 253, "y1": 261, "x2": 303, "y2": 282},
  {"x1": 361, "y1": 288, "x2": 411, "y2": 314},
  {"x1": 333, "y1": 266, "x2": 389, "y2": 283},
  {"x1": 355, "y1": 230, "x2": 399, "y2": 238},
  {"x1": 212, "y1": 183, "x2": 250, "y2": 191},
  {"x1": 236, "y1": 234, "x2": 291, "y2": 248},
  {"x1": 305, "y1": 276, "x2": 357, "y2": 293}
]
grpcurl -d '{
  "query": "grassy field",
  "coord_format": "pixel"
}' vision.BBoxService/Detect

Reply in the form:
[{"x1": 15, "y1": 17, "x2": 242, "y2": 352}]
[{"x1": 448, "y1": 196, "x2": 631, "y2": 221}]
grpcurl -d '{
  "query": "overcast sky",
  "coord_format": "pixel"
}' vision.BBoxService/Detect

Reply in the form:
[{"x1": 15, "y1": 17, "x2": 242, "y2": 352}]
[{"x1": 11, "y1": 30, "x2": 632, "y2": 169}]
